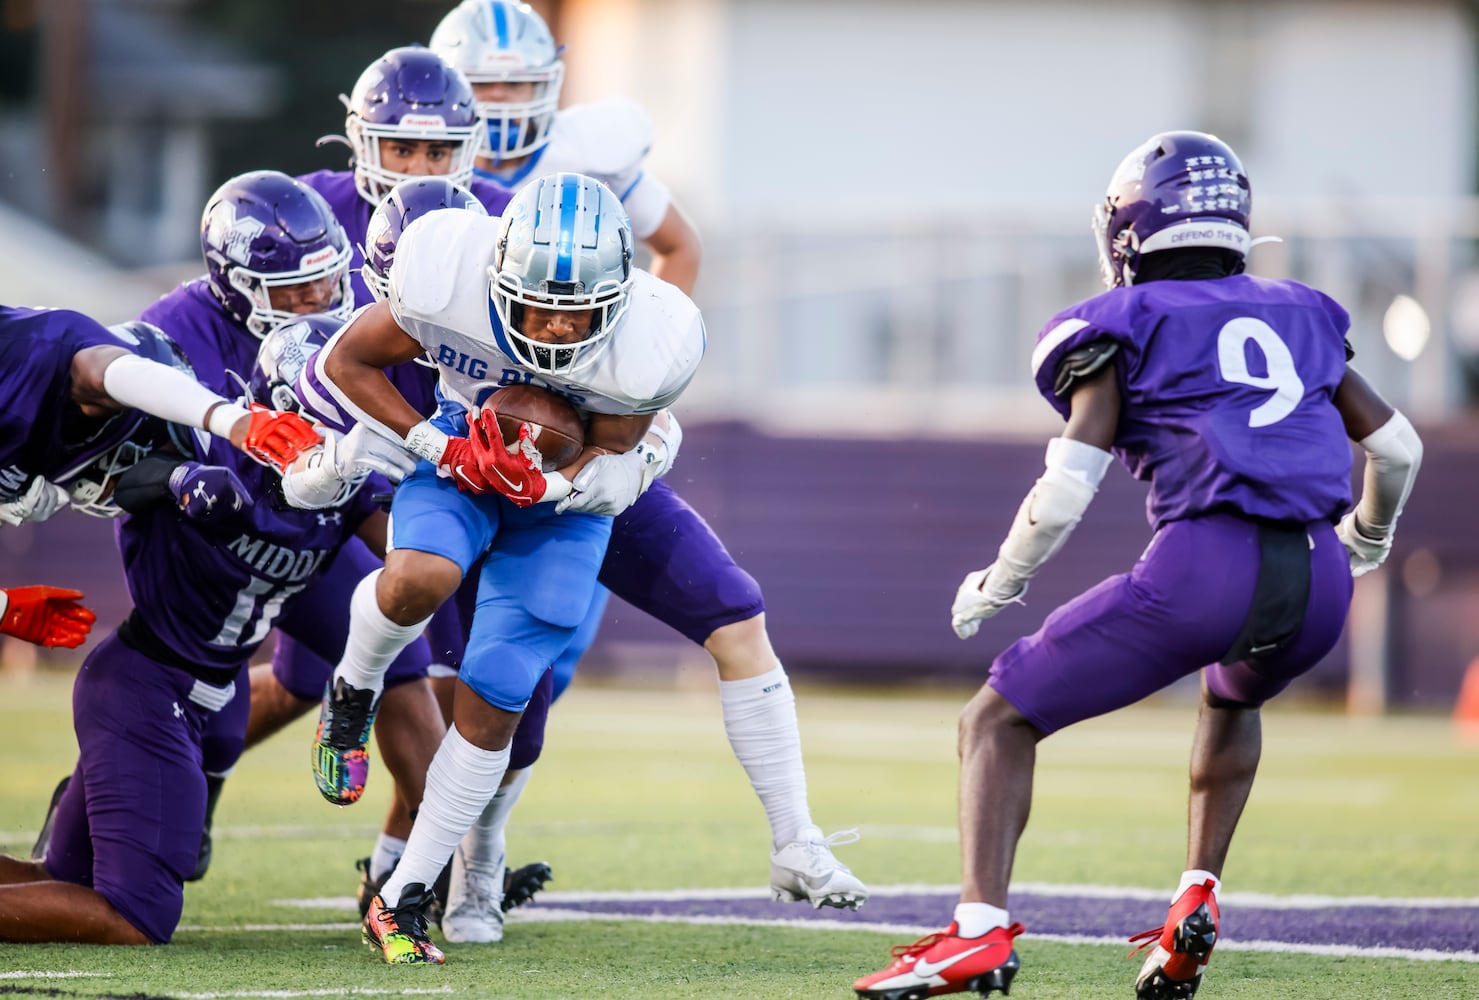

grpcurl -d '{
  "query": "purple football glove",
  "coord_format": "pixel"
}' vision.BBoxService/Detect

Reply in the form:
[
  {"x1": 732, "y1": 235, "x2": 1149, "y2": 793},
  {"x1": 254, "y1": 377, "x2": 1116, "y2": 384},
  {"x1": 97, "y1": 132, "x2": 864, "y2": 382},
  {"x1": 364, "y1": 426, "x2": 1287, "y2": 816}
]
[{"x1": 168, "y1": 462, "x2": 252, "y2": 522}]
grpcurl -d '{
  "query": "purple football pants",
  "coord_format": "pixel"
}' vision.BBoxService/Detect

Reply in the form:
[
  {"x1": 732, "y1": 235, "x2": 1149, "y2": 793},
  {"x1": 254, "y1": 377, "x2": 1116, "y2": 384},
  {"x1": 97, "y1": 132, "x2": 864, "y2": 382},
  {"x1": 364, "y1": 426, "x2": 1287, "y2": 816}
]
[
  {"x1": 989, "y1": 513, "x2": 1353, "y2": 736},
  {"x1": 45, "y1": 632, "x2": 244, "y2": 943},
  {"x1": 270, "y1": 537, "x2": 433, "y2": 702}
]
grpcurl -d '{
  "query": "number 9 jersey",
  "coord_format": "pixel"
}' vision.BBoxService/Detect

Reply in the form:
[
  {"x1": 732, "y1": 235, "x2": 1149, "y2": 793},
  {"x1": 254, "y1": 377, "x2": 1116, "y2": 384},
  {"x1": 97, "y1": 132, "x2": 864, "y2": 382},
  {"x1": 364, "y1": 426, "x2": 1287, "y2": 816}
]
[{"x1": 1030, "y1": 274, "x2": 1353, "y2": 529}]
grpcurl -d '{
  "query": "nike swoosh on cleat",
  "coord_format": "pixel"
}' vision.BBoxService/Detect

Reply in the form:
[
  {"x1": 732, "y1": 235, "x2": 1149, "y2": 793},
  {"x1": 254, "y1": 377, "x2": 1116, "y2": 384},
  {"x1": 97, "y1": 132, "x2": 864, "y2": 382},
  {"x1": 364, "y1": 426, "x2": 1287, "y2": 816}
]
[{"x1": 914, "y1": 944, "x2": 993, "y2": 979}]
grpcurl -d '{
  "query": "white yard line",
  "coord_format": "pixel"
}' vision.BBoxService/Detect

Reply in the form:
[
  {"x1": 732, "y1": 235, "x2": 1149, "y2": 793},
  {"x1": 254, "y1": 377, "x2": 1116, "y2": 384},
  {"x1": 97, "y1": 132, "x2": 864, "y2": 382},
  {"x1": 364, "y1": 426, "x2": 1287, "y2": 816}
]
[
  {"x1": 274, "y1": 881, "x2": 1479, "y2": 911},
  {"x1": 173, "y1": 990, "x2": 453, "y2": 999},
  {"x1": 0, "y1": 971, "x2": 112, "y2": 980}
]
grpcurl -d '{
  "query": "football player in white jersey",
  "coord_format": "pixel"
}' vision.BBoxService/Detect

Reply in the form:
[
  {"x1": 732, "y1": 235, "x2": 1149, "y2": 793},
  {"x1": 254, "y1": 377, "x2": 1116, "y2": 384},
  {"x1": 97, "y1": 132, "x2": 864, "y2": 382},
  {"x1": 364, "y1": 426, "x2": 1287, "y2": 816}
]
[
  {"x1": 430, "y1": 0, "x2": 702, "y2": 294},
  {"x1": 305, "y1": 173, "x2": 702, "y2": 964},
  {"x1": 421, "y1": 0, "x2": 870, "y2": 938}
]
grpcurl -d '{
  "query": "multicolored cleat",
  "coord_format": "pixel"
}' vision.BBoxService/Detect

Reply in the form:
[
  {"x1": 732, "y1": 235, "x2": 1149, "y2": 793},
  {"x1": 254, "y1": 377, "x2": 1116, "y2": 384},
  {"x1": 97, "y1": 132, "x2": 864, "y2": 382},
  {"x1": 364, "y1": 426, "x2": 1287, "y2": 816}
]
[
  {"x1": 311, "y1": 677, "x2": 379, "y2": 805},
  {"x1": 1129, "y1": 879, "x2": 1220, "y2": 999},
  {"x1": 854, "y1": 921, "x2": 1025, "y2": 999},
  {"x1": 363, "y1": 882, "x2": 445, "y2": 965}
]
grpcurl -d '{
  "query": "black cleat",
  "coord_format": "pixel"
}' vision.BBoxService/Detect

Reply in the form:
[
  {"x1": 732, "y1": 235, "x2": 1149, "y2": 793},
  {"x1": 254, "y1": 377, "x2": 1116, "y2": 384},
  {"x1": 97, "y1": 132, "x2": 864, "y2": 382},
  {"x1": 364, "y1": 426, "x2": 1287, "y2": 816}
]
[
  {"x1": 356, "y1": 856, "x2": 391, "y2": 920},
  {"x1": 186, "y1": 773, "x2": 226, "y2": 882},
  {"x1": 30, "y1": 774, "x2": 70, "y2": 862},
  {"x1": 502, "y1": 861, "x2": 554, "y2": 911}
]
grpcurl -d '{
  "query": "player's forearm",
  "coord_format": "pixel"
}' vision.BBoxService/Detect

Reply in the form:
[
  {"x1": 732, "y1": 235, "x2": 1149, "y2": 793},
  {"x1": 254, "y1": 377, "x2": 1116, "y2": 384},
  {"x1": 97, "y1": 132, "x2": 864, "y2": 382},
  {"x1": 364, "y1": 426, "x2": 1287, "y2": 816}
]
[
  {"x1": 562, "y1": 412, "x2": 654, "y2": 479},
  {"x1": 1351, "y1": 410, "x2": 1422, "y2": 537},
  {"x1": 989, "y1": 437, "x2": 1112, "y2": 594},
  {"x1": 99, "y1": 353, "x2": 249, "y2": 439},
  {"x1": 318, "y1": 337, "x2": 424, "y2": 445}
]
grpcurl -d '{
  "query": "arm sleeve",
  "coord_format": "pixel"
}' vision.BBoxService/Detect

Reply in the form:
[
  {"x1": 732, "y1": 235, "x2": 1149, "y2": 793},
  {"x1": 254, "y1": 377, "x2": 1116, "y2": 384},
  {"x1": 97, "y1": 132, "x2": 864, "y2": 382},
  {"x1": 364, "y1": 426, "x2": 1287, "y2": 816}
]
[
  {"x1": 1351, "y1": 410, "x2": 1423, "y2": 537},
  {"x1": 101, "y1": 354, "x2": 238, "y2": 430}
]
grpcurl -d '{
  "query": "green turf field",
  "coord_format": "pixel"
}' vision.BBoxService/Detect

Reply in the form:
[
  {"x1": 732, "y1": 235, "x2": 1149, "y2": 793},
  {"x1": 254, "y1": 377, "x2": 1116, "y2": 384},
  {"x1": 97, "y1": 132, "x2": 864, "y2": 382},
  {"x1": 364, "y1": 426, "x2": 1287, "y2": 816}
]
[{"x1": 1, "y1": 668, "x2": 1476, "y2": 999}]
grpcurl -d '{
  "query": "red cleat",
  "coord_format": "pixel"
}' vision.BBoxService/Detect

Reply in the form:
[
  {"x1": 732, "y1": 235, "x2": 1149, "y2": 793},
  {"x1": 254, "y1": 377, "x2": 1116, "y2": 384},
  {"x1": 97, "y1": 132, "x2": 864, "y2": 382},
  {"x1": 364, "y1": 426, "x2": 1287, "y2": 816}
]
[
  {"x1": 1129, "y1": 879, "x2": 1220, "y2": 999},
  {"x1": 854, "y1": 921, "x2": 1024, "y2": 999}
]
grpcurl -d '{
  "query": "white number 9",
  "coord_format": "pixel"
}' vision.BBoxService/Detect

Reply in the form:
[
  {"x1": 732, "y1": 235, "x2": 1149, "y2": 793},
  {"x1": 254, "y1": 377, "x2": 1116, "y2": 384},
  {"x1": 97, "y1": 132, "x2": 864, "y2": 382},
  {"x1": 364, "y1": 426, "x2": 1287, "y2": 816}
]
[{"x1": 1216, "y1": 318, "x2": 1305, "y2": 428}]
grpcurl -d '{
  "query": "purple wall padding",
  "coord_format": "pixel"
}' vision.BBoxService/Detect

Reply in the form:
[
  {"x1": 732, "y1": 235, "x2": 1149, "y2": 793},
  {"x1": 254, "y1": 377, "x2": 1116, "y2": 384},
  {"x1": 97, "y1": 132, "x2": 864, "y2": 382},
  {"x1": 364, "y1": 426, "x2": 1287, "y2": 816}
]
[{"x1": 5, "y1": 420, "x2": 1476, "y2": 706}]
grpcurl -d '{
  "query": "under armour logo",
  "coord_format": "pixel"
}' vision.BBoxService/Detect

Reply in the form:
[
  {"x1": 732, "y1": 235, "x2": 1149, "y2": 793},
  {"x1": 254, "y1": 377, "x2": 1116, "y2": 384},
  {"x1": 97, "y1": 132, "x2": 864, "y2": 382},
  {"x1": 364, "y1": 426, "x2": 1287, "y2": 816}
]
[
  {"x1": 194, "y1": 480, "x2": 217, "y2": 512},
  {"x1": 316, "y1": 511, "x2": 341, "y2": 526},
  {"x1": 172, "y1": 702, "x2": 184, "y2": 719}
]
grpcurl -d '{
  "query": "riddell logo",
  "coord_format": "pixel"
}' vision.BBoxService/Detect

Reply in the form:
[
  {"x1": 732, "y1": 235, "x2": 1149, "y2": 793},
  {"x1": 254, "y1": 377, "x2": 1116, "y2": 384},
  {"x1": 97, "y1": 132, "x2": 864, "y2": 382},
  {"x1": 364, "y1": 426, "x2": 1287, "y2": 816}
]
[
  {"x1": 300, "y1": 247, "x2": 338, "y2": 270},
  {"x1": 399, "y1": 114, "x2": 448, "y2": 129}
]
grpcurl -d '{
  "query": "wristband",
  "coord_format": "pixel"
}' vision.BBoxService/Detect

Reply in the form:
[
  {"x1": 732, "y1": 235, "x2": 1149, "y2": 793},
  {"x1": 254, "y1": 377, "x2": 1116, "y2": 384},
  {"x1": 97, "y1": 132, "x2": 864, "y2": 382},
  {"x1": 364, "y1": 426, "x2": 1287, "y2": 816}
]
[
  {"x1": 0, "y1": 590, "x2": 8, "y2": 619},
  {"x1": 206, "y1": 401, "x2": 251, "y2": 439},
  {"x1": 404, "y1": 420, "x2": 450, "y2": 464},
  {"x1": 542, "y1": 470, "x2": 573, "y2": 503}
]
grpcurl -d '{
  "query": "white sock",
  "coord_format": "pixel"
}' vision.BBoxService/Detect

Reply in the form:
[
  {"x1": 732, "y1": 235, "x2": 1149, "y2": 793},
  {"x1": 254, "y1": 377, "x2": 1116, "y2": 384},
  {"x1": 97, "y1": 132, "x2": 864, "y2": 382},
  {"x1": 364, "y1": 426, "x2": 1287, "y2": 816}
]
[
  {"x1": 1175, "y1": 869, "x2": 1222, "y2": 902},
  {"x1": 369, "y1": 833, "x2": 407, "y2": 882},
  {"x1": 954, "y1": 901, "x2": 1010, "y2": 937},
  {"x1": 719, "y1": 666, "x2": 811, "y2": 848},
  {"x1": 380, "y1": 725, "x2": 509, "y2": 907},
  {"x1": 459, "y1": 767, "x2": 532, "y2": 874},
  {"x1": 334, "y1": 570, "x2": 431, "y2": 697}
]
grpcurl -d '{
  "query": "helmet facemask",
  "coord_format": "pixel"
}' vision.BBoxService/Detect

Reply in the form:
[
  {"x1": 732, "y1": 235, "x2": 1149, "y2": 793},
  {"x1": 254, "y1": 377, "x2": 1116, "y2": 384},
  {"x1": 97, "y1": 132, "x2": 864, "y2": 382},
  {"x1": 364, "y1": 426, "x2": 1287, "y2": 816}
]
[
  {"x1": 490, "y1": 269, "x2": 631, "y2": 377},
  {"x1": 346, "y1": 112, "x2": 483, "y2": 205},
  {"x1": 471, "y1": 63, "x2": 564, "y2": 162},
  {"x1": 227, "y1": 245, "x2": 354, "y2": 340}
]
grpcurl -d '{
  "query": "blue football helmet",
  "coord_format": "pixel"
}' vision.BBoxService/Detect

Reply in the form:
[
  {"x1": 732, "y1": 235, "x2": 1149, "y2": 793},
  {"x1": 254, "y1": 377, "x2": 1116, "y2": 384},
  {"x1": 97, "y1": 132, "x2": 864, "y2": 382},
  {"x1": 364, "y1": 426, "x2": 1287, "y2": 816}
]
[
  {"x1": 343, "y1": 46, "x2": 482, "y2": 205},
  {"x1": 60, "y1": 321, "x2": 198, "y2": 518},
  {"x1": 490, "y1": 173, "x2": 634, "y2": 376},
  {"x1": 362, "y1": 176, "x2": 488, "y2": 304},
  {"x1": 202, "y1": 170, "x2": 354, "y2": 339},
  {"x1": 1092, "y1": 131, "x2": 1251, "y2": 288},
  {"x1": 430, "y1": 0, "x2": 564, "y2": 163}
]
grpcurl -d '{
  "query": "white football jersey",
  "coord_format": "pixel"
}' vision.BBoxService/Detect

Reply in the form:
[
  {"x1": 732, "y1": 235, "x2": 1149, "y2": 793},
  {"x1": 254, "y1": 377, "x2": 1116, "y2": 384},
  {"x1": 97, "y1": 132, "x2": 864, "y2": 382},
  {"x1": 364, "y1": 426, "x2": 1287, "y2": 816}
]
[
  {"x1": 483, "y1": 98, "x2": 671, "y2": 239},
  {"x1": 388, "y1": 210, "x2": 703, "y2": 417}
]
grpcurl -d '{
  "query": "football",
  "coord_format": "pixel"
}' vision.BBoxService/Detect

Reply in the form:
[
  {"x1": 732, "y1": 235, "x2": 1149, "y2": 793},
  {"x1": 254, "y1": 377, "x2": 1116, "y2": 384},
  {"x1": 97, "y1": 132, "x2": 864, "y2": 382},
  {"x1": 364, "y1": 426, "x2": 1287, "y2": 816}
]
[{"x1": 486, "y1": 383, "x2": 585, "y2": 472}]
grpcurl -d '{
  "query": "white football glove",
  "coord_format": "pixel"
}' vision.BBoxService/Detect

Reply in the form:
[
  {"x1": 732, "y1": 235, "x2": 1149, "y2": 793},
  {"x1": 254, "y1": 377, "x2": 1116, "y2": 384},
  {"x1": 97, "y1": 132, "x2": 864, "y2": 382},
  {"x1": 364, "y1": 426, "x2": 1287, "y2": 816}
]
[
  {"x1": 280, "y1": 431, "x2": 362, "y2": 510},
  {"x1": 1336, "y1": 511, "x2": 1392, "y2": 578},
  {"x1": 555, "y1": 449, "x2": 645, "y2": 516},
  {"x1": 0, "y1": 477, "x2": 71, "y2": 527},
  {"x1": 951, "y1": 564, "x2": 1029, "y2": 639},
  {"x1": 337, "y1": 423, "x2": 418, "y2": 484}
]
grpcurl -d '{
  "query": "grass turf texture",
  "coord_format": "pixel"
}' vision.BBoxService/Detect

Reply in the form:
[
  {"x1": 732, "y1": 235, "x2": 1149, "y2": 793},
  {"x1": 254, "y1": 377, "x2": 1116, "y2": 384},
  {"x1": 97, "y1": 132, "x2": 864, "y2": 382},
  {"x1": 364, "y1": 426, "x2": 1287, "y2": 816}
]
[{"x1": 2, "y1": 668, "x2": 1476, "y2": 999}]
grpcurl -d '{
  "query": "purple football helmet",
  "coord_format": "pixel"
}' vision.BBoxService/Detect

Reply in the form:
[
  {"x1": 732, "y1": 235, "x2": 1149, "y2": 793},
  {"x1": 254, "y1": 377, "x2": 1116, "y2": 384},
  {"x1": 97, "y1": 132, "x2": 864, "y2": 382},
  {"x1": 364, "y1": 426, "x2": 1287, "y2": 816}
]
[
  {"x1": 344, "y1": 46, "x2": 482, "y2": 205},
  {"x1": 249, "y1": 314, "x2": 345, "y2": 416},
  {"x1": 201, "y1": 170, "x2": 354, "y2": 340},
  {"x1": 362, "y1": 177, "x2": 489, "y2": 304},
  {"x1": 59, "y1": 321, "x2": 198, "y2": 518},
  {"x1": 1092, "y1": 131, "x2": 1252, "y2": 288}
]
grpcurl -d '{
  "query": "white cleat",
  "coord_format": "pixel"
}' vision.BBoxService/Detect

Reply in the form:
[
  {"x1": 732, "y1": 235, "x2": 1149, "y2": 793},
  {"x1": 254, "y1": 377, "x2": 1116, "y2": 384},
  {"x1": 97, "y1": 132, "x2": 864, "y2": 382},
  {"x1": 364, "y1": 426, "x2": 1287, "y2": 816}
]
[
  {"x1": 440, "y1": 847, "x2": 505, "y2": 944},
  {"x1": 769, "y1": 825, "x2": 868, "y2": 911}
]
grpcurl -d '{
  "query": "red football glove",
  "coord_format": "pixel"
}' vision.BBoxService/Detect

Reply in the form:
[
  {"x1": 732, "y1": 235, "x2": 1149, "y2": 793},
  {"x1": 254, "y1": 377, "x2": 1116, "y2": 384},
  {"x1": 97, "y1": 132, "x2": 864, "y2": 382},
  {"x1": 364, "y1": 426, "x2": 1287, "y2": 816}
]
[
  {"x1": 239, "y1": 403, "x2": 324, "y2": 473},
  {"x1": 0, "y1": 586, "x2": 97, "y2": 649},
  {"x1": 431, "y1": 435, "x2": 493, "y2": 494},
  {"x1": 468, "y1": 406, "x2": 549, "y2": 507}
]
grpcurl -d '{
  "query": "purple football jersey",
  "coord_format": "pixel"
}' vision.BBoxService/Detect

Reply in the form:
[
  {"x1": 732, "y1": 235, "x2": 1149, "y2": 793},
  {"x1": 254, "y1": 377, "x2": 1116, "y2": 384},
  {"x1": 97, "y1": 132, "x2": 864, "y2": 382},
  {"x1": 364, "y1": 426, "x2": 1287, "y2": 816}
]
[
  {"x1": 117, "y1": 434, "x2": 378, "y2": 672},
  {"x1": 296, "y1": 170, "x2": 511, "y2": 309},
  {"x1": 1031, "y1": 275, "x2": 1353, "y2": 528},
  {"x1": 140, "y1": 281, "x2": 257, "y2": 399},
  {"x1": 297, "y1": 169, "x2": 511, "y2": 419},
  {"x1": 0, "y1": 306, "x2": 122, "y2": 498}
]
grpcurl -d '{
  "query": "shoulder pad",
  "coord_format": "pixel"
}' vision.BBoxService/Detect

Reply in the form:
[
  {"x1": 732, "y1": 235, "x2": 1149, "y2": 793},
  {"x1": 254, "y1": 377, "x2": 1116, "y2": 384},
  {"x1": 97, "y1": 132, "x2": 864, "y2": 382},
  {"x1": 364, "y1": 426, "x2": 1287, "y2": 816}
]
[
  {"x1": 388, "y1": 212, "x2": 481, "y2": 321},
  {"x1": 1052, "y1": 338, "x2": 1119, "y2": 398},
  {"x1": 555, "y1": 98, "x2": 655, "y2": 178}
]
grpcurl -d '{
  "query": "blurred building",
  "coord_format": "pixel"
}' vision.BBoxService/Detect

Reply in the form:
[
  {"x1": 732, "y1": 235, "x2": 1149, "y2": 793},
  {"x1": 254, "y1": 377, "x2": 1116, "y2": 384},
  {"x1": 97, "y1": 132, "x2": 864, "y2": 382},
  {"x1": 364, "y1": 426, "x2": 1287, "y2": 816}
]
[{"x1": 1, "y1": 0, "x2": 1477, "y2": 707}]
